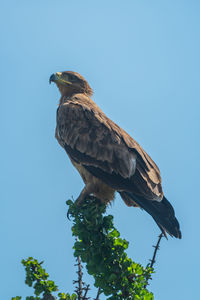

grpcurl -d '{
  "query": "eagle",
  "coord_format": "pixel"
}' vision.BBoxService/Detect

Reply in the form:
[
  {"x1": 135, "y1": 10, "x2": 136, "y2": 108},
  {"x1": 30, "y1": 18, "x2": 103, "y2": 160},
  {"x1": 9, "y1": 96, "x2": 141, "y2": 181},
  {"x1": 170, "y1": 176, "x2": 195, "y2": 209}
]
[{"x1": 50, "y1": 71, "x2": 181, "y2": 239}]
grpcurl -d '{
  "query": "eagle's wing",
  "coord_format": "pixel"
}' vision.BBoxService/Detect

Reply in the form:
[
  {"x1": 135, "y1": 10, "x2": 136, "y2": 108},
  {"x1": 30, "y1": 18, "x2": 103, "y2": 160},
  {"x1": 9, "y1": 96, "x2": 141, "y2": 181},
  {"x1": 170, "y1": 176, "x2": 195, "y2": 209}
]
[{"x1": 56, "y1": 95, "x2": 163, "y2": 201}]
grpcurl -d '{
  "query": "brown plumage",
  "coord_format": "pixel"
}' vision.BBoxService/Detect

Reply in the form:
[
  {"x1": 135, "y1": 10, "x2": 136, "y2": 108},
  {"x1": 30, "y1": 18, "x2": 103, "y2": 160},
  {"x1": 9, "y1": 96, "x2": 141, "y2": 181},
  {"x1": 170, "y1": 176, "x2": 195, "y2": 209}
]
[{"x1": 50, "y1": 71, "x2": 181, "y2": 239}]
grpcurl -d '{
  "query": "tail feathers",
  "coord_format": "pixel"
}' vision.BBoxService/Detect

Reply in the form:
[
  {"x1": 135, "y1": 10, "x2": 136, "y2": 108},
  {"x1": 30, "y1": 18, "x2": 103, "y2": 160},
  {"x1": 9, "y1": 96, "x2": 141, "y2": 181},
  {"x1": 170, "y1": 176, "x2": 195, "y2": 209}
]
[{"x1": 120, "y1": 192, "x2": 182, "y2": 239}]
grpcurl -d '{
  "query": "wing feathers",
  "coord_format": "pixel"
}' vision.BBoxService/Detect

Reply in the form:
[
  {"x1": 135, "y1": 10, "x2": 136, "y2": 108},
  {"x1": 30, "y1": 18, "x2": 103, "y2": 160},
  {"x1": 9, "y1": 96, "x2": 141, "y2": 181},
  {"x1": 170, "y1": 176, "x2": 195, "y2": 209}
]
[{"x1": 56, "y1": 94, "x2": 163, "y2": 200}]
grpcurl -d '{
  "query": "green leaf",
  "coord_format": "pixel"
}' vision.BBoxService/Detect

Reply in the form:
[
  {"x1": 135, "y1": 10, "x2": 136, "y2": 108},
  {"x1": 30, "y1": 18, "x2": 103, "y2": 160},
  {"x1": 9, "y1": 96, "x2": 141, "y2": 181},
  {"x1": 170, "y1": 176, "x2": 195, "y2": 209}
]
[{"x1": 111, "y1": 229, "x2": 120, "y2": 238}]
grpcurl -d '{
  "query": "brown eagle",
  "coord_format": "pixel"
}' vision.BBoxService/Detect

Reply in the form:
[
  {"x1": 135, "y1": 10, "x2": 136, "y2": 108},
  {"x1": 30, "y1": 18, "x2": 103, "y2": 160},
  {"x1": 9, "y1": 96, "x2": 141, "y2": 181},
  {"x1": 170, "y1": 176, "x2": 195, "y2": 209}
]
[{"x1": 50, "y1": 71, "x2": 181, "y2": 239}]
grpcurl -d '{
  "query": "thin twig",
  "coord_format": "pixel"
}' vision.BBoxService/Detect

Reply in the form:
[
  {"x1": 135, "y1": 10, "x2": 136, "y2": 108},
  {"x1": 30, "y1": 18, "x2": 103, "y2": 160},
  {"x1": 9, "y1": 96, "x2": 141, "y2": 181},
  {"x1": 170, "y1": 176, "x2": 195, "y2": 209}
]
[
  {"x1": 77, "y1": 256, "x2": 83, "y2": 300},
  {"x1": 144, "y1": 233, "x2": 164, "y2": 289},
  {"x1": 83, "y1": 284, "x2": 90, "y2": 299},
  {"x1": 94, "y1": 287, "x2": 101, "y2": 300},
  {"x1": 150, "y1": 233, "x2": 163, "y2": 269}
]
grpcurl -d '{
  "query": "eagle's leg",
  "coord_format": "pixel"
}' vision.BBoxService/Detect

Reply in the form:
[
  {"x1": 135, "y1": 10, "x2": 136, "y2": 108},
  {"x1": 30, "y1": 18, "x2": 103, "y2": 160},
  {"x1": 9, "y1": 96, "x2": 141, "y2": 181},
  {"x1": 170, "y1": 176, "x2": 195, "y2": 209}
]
[{"x1": 75, "y1": 183, "x2": 95, "y2": 206}]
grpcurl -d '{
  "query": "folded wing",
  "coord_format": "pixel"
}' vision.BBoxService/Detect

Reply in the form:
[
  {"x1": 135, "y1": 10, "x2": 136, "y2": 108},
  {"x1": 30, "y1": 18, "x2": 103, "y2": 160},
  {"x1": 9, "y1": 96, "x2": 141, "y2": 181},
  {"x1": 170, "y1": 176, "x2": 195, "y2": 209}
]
[{"x1": 56, "y1": 94, "x2": 163, "y2": 201}]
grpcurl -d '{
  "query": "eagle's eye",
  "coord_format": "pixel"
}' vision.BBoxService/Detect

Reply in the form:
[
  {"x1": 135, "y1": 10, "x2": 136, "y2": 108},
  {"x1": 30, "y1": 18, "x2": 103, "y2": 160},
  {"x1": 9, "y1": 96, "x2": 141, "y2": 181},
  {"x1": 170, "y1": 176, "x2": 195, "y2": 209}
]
[{"x1": 69, "y1": 74, "x2": 77, "y2": 82}]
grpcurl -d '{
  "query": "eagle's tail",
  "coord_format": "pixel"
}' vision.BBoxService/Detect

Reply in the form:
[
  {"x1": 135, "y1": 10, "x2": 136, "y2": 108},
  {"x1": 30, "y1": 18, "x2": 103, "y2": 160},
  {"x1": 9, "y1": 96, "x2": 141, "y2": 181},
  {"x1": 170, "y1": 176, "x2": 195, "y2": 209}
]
[{"x1": 120, "y1": 192, "x2": 182, "y2": 239}]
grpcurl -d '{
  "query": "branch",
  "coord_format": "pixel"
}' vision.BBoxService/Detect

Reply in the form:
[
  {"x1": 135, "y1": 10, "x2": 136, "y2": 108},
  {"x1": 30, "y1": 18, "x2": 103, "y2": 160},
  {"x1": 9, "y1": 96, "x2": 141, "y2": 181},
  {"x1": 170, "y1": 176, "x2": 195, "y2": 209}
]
[
  {"x1": 150, "y1": 233, "x2": 163, "y2": 269},
  {"x1": 94, "y1": 287, "x2": 101, "y2": 300},
  {"x1": 73, "y1": 252, "x2": 91, "y2": 300},
  {"x1": 83, "y1": 284, "x2": 90, "y2": 300},
  {"x1": 77, "y1": 256, "x2": 83, "y2": 300},
  {"x1": 73, "y1": 256, "x2": 83, "y2": 300}
]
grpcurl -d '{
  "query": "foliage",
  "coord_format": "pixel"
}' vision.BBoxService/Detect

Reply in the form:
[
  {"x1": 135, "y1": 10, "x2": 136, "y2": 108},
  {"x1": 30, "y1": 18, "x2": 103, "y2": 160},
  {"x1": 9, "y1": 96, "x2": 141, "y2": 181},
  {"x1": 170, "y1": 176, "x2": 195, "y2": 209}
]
[
  {"x1": 12, "y1": 196, "x2": 156, "y2": 300},
  {"x1": 67, "y1": 196, "x2": 154, "y2": 300},
  {"x1": 11, "y1": 257, "x2": 77, "y2": 300}
]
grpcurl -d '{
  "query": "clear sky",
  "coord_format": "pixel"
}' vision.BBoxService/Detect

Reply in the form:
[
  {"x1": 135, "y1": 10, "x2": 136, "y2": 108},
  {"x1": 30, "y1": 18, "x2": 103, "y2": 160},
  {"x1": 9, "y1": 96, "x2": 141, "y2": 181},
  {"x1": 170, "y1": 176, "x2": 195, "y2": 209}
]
[{"x1": 1, "y1": 1, "x2": 199, "y2": 299}]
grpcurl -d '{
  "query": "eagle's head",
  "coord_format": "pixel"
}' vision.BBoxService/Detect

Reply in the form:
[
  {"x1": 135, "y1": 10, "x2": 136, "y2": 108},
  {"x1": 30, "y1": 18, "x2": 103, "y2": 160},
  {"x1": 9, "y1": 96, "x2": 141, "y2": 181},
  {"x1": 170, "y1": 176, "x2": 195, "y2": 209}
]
[{"x1": 49, "y1": 71, "x2": 93, "y2": 97}]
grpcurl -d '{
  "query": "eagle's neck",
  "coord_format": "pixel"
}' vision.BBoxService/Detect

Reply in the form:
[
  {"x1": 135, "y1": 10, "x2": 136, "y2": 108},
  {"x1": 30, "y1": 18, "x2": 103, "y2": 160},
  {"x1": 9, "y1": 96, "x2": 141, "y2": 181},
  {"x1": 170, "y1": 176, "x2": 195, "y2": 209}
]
[
  {"x1": 59, "y1": 92, "x2": 91, "y2": 105},
  {"x1": 58, "y1": 85, "x2": 77, "y2": 98},
  {"x1": 57, "y1": 83, "x2": 93, "y2": 104},
  {"x1": 59, "y1": 95, "x2": 71, "y2": 105}
]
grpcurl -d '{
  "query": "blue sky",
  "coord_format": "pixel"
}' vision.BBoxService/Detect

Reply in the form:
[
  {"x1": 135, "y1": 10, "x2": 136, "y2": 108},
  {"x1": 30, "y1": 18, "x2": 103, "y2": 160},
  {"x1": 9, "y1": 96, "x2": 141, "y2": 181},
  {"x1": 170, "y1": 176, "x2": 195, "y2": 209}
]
[{"x1": 1, "y1": 1, "x2": 199, "y2": 299}]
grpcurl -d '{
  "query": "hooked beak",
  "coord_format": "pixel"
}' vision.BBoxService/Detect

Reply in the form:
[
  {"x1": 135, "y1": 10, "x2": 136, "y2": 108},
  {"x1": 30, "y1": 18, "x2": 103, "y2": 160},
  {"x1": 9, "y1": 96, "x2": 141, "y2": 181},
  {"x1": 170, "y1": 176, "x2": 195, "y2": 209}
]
[
  {"x1": 49, "y1": 72, "x2": 73, "y2": 85},
  {"x1": 49, "y1": 73, "x2": 58, "y2": 84}
]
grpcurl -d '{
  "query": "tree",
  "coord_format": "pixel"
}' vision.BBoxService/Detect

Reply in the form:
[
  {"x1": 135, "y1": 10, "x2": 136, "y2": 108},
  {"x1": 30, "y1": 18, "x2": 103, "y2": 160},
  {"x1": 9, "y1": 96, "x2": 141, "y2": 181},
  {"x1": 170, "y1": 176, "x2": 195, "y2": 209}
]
[{"x1": 12, "y1": 196, "x2": 162, "y2": 300}]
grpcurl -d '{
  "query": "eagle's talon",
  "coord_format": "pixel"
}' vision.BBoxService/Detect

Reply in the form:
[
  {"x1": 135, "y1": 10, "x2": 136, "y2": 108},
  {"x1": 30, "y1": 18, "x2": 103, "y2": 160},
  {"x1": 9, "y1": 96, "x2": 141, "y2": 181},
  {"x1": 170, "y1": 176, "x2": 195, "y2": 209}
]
[
  {"x1": 75, "y1": 197, "x2": 85, "y2": 206},
  {"x1": 75, "y1": 193, "x2": 89, "y2": 206}
]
